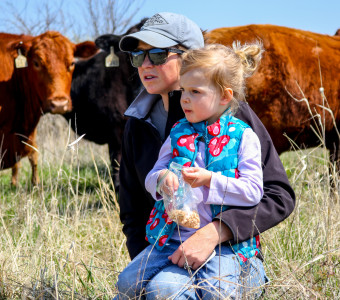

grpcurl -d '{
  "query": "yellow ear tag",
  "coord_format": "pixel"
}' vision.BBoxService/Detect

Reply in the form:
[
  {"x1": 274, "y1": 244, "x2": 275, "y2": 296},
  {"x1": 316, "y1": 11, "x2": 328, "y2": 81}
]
[
  {"x1": 105, "y1": 46, "x2": 119, "y2": 67},
  {"x1": 15, "y1": 48, "x2": 28, "y2": 68}
]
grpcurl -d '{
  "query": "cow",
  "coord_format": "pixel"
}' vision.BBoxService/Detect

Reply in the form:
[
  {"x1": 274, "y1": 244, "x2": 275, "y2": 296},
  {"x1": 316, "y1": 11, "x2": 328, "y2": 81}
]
[
  {"x1": 205, "y1": 25, "x2": 340, "y2": 168},
  {"x1": 0, "y1": 31, "x2": 98, "y2": 186},
  {"x1": 64, "y1": 20, "x2": 146, "y2": 188},
  {"x1": 66, "y1": 21, "x2": 340, "y2": 188}
]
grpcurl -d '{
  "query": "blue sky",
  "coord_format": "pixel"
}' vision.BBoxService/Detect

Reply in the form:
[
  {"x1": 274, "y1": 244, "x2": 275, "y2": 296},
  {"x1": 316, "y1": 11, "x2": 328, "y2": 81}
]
[
  {"x1": 0, "y1": 0, "x2": 338, "y2": 37},
  {"x1": 132, "y1": 0, "x2": 339, "y2": 35}
]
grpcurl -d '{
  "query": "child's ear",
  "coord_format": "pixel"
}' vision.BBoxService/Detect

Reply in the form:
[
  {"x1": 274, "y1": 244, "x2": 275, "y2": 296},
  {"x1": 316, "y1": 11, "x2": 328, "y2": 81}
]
[{"x1": 221, "y1": 88, "x2": 233, "y2": 105}]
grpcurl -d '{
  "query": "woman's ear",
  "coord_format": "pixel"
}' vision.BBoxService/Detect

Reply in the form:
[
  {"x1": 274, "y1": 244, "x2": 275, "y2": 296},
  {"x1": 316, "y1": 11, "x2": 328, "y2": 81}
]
[{"x1": 221, "y1": 88, "x2": 233, "y2": 105}]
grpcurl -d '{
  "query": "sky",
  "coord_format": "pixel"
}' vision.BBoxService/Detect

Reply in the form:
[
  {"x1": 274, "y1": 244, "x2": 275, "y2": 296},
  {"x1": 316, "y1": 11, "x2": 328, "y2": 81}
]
[
  {"x1": 0, "y1": 0, "x2": 338, "y2": 37},
  {"x1": 131, "y1": 0, "x2": 339, "y2": 36}
]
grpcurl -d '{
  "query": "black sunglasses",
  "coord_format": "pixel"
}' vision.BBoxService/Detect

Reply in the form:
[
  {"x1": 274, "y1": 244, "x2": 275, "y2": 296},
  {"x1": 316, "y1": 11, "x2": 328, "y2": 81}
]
[{"x1": 129, "y1": 48, "x2": 184, "y2": 67}]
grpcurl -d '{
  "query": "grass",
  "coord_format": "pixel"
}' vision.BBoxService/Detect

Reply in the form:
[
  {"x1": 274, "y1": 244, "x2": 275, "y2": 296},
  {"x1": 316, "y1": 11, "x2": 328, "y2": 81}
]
[
  {"x1": 0, "y1": 114, "x2": 339, "y2": 299},
  {"x1": 261, "y1": 146, "x2": 339, "y2": 299},
  {"x1": 0, "y1": 115, "x2": 128, "y2": 299}
]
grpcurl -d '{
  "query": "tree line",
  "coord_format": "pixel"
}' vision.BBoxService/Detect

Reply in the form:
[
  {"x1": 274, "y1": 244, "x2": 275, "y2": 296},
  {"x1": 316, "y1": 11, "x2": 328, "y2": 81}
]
[{"x1": 0, "y1": 0, "x2": 144, "y2": 41}]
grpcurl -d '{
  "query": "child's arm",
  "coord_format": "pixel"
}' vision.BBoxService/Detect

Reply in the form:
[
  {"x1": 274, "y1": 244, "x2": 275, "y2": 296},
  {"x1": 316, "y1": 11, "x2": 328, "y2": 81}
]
[
  {"x1": 205, "y1": 128, "x2": 263, "y2": 207},
  {"x1": 145, "y1": 136, "x2": 174, "y2": 200},
  {"x1": 216, "y1": 101, "x2": 295, "y2": 244}
]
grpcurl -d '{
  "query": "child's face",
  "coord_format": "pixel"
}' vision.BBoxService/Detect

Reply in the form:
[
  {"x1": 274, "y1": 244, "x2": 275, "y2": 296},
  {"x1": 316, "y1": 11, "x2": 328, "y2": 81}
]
[{"x1": 180, "y1": 68, "x2": 230, "y2": 124}]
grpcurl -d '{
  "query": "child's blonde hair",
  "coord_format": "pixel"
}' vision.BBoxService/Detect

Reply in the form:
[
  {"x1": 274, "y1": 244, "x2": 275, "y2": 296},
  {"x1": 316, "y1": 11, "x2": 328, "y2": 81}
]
[{"x1": 180, "y1": 41, "x2": 264, "y2": 113}]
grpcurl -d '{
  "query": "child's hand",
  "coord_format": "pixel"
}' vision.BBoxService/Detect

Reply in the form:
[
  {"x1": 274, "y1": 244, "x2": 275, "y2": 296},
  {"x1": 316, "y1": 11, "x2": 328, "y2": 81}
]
[
  {"x1": 182, "y1": 167, "x2": 212, "y2": 188},
  {"x1": 157, "y1": 169, "x2": 179, "y2": 196}
]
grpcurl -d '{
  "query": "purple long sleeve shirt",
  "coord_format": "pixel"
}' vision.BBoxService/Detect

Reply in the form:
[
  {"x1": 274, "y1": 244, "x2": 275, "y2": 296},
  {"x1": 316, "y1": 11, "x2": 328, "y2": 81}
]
[{"x1": 145, "y1": 128, "x2": 263, "y2": 242}]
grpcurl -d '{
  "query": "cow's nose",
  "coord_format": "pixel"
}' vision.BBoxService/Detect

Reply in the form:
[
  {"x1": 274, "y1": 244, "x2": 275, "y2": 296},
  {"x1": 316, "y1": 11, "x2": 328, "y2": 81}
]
[{"x1": 49, "y1": 97, "x2": 71, "y2": 114}]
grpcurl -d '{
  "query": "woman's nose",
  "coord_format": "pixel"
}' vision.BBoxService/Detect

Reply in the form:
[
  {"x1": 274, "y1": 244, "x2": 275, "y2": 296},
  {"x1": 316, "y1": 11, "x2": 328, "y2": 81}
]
[{"x1": 141, "y1": 53, "x2": 153, "y2": 67}]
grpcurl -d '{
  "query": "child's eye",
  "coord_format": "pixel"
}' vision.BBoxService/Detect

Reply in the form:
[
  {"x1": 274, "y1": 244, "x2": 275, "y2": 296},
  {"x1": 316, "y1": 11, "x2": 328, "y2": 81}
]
[{"x1": 192, "y1": 90, "x2": 200, "y2": 94}]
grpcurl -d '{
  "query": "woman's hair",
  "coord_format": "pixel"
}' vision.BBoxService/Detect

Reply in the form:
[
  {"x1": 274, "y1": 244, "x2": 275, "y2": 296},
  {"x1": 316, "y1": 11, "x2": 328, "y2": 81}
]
[
  {"x1": 174, "y1": 44, "x2": 188, "y2": 51},
  {"x1": 180, "y1": 41, "x2": 264, "y2": 113}
]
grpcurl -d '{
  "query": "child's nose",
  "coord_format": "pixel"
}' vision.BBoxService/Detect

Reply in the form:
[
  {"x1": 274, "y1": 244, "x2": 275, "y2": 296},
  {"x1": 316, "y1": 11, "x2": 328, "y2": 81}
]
[{"x1": 181, "y1": 93, "x2": 190, "y2": 103}]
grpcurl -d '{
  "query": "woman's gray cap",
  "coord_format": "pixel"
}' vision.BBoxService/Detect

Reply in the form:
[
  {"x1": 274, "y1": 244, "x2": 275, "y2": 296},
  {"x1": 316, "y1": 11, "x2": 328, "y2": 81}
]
[{"x1": 119, "y1": 12, "x2": 204, "y2": 51}]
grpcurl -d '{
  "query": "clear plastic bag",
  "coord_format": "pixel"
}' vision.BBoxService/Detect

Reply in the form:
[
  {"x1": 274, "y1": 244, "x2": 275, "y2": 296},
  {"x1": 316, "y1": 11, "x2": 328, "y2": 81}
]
[{"x1": 160, "y1": 162, "x2": 200, "y2": 229}]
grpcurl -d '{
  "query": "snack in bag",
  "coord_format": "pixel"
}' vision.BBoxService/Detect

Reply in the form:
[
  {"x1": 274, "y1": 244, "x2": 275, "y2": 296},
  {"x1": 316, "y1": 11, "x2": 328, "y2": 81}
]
[{"x1": 160, "y1": 162, "x2": 200, "y2": 229}]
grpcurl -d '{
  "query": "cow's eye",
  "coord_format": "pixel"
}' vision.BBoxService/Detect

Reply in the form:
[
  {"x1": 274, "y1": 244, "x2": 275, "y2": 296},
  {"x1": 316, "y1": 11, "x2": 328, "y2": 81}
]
[
  {"x1": 68, "y1": 61, "x2": 75, "y2": 71},
  {"x1": 33, "y1": 60, "x2": 40, "y2": 69}
]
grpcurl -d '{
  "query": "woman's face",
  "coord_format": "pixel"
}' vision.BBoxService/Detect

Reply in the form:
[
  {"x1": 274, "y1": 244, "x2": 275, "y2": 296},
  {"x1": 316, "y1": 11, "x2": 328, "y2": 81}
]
[{"x1": 137, "y1": 41, "x2": 182, "y2": 100}]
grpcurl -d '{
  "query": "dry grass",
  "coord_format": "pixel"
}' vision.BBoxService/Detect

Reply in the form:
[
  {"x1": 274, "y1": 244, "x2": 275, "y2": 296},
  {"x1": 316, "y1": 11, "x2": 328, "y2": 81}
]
[
  {"x1": 0, "y1": 113, "x2": 339, "y2": 299},
  {"x1": 0, "y1": 115, "x2": 129, "y2": 299},
  {"x1": 262, "y1": 146, "x2": 339, "y2": 299}
]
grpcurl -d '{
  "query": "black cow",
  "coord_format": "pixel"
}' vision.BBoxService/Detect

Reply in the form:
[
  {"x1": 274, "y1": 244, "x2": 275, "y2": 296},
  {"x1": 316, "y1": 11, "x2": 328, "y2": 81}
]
[{"x1": 64, "y1": 20, "x2": 146, "y2": 188}]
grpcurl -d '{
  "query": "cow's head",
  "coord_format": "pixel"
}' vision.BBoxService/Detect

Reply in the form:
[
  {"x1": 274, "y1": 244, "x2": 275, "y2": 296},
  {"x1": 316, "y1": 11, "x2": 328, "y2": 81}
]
[
  {"x1": 12, "y1": 31, "x2": 98, "y2": 114},
  {"x1": 94, "y1": 18, "x2": 147, "y2": 53}
]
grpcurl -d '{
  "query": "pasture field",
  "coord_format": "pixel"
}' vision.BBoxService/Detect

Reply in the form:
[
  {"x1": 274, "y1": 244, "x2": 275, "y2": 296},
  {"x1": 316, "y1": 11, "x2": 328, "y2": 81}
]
[{"x1": 0, "y1": 114, "x2": 339, "y2": 299}]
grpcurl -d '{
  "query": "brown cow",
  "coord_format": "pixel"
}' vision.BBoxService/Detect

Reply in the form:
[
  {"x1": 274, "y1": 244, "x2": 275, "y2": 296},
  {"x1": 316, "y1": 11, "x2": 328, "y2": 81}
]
[
  {"x1": 205, "y1": 25, "x2": 340, "y2": 166},
  {"x1": 0, "y1": 31, "x2": 98, "y2": 186}
]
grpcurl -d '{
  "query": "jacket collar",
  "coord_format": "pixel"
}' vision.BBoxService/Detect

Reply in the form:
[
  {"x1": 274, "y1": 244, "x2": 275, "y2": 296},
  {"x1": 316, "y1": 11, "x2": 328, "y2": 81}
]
[
  {"x1": 124, "y1": 88, "x2": 160, "y2": 119},
  {"x1": 124, "y1": 88, "x2": 184, "y2": 123}
]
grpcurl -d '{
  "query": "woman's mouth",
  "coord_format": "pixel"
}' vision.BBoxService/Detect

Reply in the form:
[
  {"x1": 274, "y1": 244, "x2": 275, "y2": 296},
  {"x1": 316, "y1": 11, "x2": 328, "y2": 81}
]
[{"x1": 144, "y1": 75, "x2": 156, "y2": 80}]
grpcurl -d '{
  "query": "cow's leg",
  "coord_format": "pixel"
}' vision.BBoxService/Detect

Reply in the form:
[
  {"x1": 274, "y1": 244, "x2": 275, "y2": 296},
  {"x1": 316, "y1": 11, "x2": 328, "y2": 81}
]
[
  {"x1": 28, "y1": 149, "x2": 39, "y2": 185},
  {"x1": 11, "y1": 161, "x2": 20, "y2": 186},
  {"x1": 26, "y1": 130, "x2": 40, "y2": 186},
  {"x1": 326, "y1": 132, "x2": 340, "y2": 194},
  {"x1": 108, "y1": 142, "x2": 121, "y2": 191}
]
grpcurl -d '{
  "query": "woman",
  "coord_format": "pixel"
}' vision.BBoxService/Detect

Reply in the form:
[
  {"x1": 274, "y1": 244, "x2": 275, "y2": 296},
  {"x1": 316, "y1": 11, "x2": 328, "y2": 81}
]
[{"x1": 117, "y1": 12, "x2": 295, "y2": 299}]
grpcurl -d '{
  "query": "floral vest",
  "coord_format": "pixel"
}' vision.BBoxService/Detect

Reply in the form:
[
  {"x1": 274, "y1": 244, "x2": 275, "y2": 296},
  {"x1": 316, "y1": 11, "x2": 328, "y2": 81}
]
[{"x1": 145, "y1": 112, "x2": 261, "y2": 265}]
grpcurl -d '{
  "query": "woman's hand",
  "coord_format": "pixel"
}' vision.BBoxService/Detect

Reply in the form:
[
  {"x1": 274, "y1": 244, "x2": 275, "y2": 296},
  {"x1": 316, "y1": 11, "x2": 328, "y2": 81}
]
[
  {"x1": 158, "y1": 169, "x2": 179, "y2": 196},
  {"x1": 182, "y1": 167, "x2": 212, "y2": 188},
  {"x1": 168, "y1": 221, "x2": 233, "y2": 270}
]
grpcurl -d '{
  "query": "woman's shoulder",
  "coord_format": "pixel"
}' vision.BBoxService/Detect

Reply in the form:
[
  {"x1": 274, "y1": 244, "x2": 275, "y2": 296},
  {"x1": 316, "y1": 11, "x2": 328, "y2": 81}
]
[
  {"x1": 123, "y1": 117, "x2": 155, "y2": 137},
  {"x1": 234, "y1": 102, "x2": 263, "y2": 129}
]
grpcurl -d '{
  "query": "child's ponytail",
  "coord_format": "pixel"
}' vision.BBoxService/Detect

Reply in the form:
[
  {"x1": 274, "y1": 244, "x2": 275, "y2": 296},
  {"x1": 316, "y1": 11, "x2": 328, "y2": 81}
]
[{"x1": 233, "y1": 40, "x2": 264, "y2": 78}]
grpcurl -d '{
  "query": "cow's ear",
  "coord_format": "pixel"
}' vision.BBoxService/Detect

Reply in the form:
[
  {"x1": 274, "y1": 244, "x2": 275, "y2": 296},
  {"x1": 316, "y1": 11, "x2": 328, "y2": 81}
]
[
  {"x1": 9, "y1": 39, "x2": 32, "y2": 57},
  {"x1": 95, "y1": 34, "x2": 121, "y2": 52},
  {"x1": 74, "y1": 41, "x2": 98, "y2": 58}
]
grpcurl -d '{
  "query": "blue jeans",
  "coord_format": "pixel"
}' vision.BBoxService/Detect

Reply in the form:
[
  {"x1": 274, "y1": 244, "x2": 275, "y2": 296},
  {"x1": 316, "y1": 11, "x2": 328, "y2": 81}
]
[{"x1": 114, "y1": 240, "x2": 267, "y2": 299}]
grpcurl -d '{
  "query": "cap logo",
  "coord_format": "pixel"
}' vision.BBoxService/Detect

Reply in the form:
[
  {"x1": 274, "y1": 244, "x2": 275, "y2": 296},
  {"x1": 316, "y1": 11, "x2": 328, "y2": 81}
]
[{"x1": 142, "y1": 14, "x2": 169, "y2": 29}]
